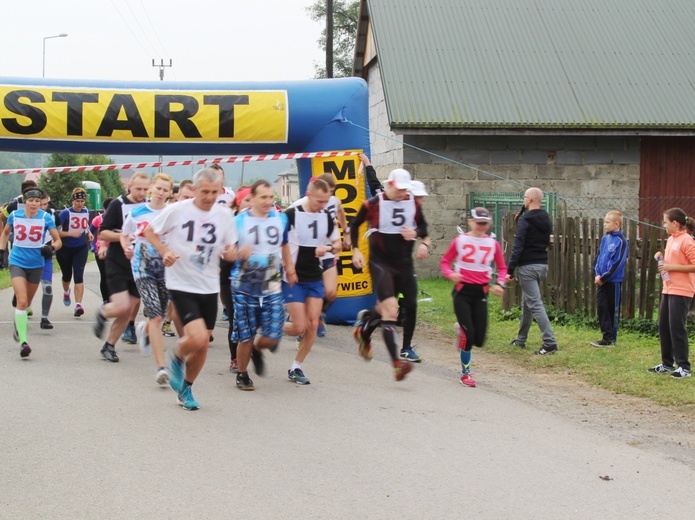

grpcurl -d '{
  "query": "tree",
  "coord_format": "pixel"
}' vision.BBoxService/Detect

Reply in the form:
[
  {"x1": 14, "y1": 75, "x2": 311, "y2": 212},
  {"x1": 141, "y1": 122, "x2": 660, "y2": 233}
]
[
  {"x1": 306, "y1": 0, "x2": 360, "y2": 79},
  {"x1": 39, "y1": 153, "x2": 125, "y2": 209}
]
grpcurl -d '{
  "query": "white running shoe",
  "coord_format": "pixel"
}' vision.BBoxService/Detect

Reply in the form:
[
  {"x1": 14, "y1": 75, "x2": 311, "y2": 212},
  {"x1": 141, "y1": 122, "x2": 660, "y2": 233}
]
[
  {"x1": 155, "y1": 367, "x2": 170, "y2": 386},
  {"x1": 137, "y1": 321, "x2": 151, "y2": 356}
]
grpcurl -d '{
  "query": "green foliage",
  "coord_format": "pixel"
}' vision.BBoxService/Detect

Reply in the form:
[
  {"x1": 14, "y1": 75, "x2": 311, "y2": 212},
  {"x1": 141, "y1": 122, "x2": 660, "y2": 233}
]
[
  {"x1": 0, "y1": 152, "x2": 42, "y2": 203},
  {"x1": 39, "y1": 154, "x2": 124, "y2": 209},
  {"x1": 306, "y1": 0, "x2": 360, "y2": 78}
]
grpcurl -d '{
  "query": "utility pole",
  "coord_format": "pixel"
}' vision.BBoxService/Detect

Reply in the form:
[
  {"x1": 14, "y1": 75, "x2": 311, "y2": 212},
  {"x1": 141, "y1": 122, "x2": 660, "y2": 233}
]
[
  {"x1": 152, "y1": 58, "x2": 173, "y2": 81},
  {"x1": 326, "y1": 0, "x2": 334, "y2": 78},
  {"x1": 152, "y1": 59, "x2": 172, "y2": 171}
]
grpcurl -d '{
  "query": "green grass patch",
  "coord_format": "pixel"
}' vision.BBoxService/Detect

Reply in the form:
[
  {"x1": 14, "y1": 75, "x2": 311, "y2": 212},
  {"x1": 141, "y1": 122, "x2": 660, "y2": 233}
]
[{"x1": 418, "y1": 277, "x2": 695, "y2": 414}]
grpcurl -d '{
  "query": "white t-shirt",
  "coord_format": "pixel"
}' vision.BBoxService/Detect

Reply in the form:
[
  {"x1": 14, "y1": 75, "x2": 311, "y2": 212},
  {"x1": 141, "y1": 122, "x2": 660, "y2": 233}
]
[
  {"x1": 216, "y1": 186, "x2": 235, "y2": 208},
  {"x1": 149, "y1": 199, "x2": 237, "y2": 294},
  {"x1": 290, "y1": 194, "x2": 342, "y2": 259}
]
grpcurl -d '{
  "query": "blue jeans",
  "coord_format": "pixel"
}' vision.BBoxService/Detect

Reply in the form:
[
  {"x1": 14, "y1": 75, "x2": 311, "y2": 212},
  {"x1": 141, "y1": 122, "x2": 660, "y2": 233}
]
[{"x1": 515, "y1": 264, "x2": 557, "y2": 348}]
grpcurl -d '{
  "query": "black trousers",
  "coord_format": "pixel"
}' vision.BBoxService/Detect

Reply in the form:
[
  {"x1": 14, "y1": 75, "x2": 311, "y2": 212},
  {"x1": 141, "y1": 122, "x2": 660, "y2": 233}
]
[
  {"x1": 597, "y1": 282, "x2": 621, "y2": 342},
  {"x1": 658, "y1": 294, "x2": 692, "y2": 372},
  {"x1": 453, "y1": 284, "x2": 489, "y2": 351}
]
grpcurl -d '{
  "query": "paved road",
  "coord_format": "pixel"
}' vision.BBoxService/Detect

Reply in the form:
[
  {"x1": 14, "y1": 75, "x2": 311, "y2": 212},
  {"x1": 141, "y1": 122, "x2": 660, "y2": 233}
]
[{"x1": 2, "y1": 263, "x2": 694, "y2": 519}]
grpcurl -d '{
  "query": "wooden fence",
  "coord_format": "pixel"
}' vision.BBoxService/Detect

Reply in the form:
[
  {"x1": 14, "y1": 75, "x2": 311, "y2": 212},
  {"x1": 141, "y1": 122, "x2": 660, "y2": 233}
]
[{"x1": 500, "y1": 211, "x2": 666, "y2": 320}]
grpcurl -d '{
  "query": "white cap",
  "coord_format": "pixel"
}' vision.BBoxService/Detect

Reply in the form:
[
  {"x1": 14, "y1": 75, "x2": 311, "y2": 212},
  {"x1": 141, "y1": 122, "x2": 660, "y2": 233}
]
[
  {"x1": 409, "y1": 180, "x2": 429, "y2": 197},
  {"x1": 387, "y1": 168, "x2": 412, "y2": 190}
]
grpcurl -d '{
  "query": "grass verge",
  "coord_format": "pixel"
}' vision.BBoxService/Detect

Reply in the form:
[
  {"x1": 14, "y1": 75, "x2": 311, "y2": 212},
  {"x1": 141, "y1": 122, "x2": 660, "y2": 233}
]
[{"x1": 418, "y1": 277, "x2": 695, "y2": 414}]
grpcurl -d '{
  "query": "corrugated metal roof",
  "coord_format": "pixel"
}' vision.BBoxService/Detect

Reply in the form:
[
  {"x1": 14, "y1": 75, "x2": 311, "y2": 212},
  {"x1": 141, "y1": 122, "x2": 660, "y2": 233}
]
[{"x1": 366, "y1": 0, "x2": 695, "y2": 129}]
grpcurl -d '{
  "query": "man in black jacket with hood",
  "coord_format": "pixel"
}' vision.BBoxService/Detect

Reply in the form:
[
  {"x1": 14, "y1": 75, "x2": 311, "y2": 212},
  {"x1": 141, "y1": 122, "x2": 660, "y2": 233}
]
[{"x1": 505, "y1": 187, "x2": 558, "y2": 355}]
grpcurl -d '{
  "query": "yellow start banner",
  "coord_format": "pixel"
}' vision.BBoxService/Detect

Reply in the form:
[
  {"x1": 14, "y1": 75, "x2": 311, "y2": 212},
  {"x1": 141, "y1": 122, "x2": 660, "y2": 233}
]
[
  {"x1": 0, "y1": 85, "x2": 288, "y2": 143},
  {"x1": 311, "y1": 151, "x2": 372, "y2": 298}
]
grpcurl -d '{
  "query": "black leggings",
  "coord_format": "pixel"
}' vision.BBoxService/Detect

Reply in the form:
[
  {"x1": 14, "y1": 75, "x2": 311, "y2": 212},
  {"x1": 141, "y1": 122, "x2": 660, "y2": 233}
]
[
  {"x1": 56, "y1": 244, "x2": 89, "y2": 284},
  {"x1": 95, "y1": 253, "x2": 108, "y2": 302},
  {"x1": 220, "y1": 259, "x2": 237, "y2": 360},
  {"x1": 453, "y1": 284, "x2": 489, "y2": 351}
]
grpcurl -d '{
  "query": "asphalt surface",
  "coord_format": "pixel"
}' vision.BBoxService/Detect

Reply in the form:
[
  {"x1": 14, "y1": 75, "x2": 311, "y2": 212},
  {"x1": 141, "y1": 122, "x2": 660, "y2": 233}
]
[{"x1": 2, "y1": 263, "x2": 694, "y2": 519}]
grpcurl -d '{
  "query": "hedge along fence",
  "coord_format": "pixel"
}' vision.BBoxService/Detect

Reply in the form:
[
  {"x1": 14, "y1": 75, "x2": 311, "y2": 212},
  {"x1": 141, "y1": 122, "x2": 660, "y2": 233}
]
[{"x1": 500, "y1": 210, "x2": 667, "y2": 320}]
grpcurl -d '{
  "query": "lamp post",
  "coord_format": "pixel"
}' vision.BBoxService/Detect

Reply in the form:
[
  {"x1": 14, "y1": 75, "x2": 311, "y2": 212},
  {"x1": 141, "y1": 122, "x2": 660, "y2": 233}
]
[{"x1": 42, "y1": 33, "x2": 68, "y2": 77}]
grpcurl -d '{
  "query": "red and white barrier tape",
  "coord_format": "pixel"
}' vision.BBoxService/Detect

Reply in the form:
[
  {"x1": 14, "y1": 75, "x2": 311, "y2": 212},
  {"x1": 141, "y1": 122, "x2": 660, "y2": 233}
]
[{"x1": 0, "y1": 150, "x2": 359, "y2": 175}]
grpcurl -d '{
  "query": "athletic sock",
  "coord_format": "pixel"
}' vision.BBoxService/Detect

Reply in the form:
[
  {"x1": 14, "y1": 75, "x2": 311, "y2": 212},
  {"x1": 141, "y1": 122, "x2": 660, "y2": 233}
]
[
  {"x1": 381, "y1": 321, "x2": 400, "y2": 362},
  {"x1": 460, "y1": 349, "x2": 472, "y2": 374},
  {"x1": 364, "y1": 307, "x2": 381, "y2": 339},
  {"x1": 291, "y1": 361, "x2": 302, "y2": 371},
  {"x1": 15, "y1": 310, "x2": 28, "y2": 343}
]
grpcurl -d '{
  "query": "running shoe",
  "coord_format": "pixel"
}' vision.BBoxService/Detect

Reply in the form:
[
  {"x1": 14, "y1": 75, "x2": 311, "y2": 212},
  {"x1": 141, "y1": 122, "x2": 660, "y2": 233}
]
[
  {"x1": 177, "y1": 386, "x2": 200, "y2": 411},
  {"x1": 317, "y1": 314, "x2": 327, "y2": 337},
  {"x1": 460, "y1": 373, "x2": 476, "y2": 387},
  {"x1": 251, "y1": 347, "x2": 265, "y2": 376},
  {"x1": 168, "y1": 350, "x2": 184, "y2": 392},
  {"x1": 121, "y1": 324, "x2": 137, "y2": 344},
  {"x1": 161, "y1": 321, "x2": 176, "y2": 337},
  {"x1": 590, "y1": 339, "x2": 614, "y2": 348},
  {"x1": 648, "y1": 363, "x2": 675, "y2": 374},
  {"x1": 236, "y1": 372, "x2": 255, "y2": 391},
  {"x1": 63, "y1": 290, "x2": 71, "y2": 306},
  {"x1": 353, "y1": 310, "x2": 373, "y2": 361},
  {"x1": 534, "y1": 345, "x2": 558, "y2": 355},
  {"x1": 40, "y1": 318, "x2": 53, "y2": 330},
  {"x1": 288, "y1": 368, "x2": 311, "y2": 385},
  {"x1": 296, "y1": 335, "x2": 302, "y2": 351},
  {"x1": 670, "y1": 367, "x2": 691, "y2": 379},
  {"x1": 74, "y1": 304, "x2": 84, "y2": 318},
  {"x1": 222, "y1": 308, "x2": 229, "y2": 321},
  {"x1": 229, "y1": 359, "x2": 238, "y2": 373},
  {"x1": 509, "y1": 339, "x2": 526, "y2": 348},
  {"x1": 93, "y1": 310, "x2": 107, "y2": 339},
  {"x1": 137, "y1": 322, "x2": 151, "y2": 356},
  {"x1": 155, "y1": 367, "x2": 169, "y2": 386},
  {"x1": 393, "y1": 361, "x2": 413, "y2": 381},
  {"x1": 400, "y1": 347, "x2": 422, "y2": 363},
  {"x1": 20, "y1": 342, "x2": 31, "y2": 358},
  {"x1": 100, "y1": 344, "x2": 119, "y2": 363}
]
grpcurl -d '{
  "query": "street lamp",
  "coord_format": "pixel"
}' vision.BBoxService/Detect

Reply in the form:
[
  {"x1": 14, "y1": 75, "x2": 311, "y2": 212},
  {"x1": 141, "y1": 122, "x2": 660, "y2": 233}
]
[{"x1": 42, "y1": 33, "x2": 68, "y2": 77}]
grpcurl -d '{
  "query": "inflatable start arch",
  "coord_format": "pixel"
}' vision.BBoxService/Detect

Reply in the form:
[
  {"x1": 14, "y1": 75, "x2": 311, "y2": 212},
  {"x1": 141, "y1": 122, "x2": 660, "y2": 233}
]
[{"x1": 0, "y1": 76, "x2": 375, "y2": 323}]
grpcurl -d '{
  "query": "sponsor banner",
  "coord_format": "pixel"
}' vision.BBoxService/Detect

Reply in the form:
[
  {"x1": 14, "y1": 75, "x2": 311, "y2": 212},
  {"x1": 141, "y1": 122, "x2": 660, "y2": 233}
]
[
  {"x1": 0, "y1": 85, "x2": 288, "y2": 143},
  {"x1": 311, "y1": 151, "x2": 372, "y2": 297}
]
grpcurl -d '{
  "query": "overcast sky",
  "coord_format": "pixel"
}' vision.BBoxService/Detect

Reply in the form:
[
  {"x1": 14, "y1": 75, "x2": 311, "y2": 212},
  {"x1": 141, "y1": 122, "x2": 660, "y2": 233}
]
[{"x1": 0, "y1": 0, "x2": 325, "y2": 83}]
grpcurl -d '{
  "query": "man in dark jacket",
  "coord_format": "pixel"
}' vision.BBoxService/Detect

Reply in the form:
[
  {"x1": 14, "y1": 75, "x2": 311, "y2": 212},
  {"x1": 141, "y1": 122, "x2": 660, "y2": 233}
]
[{"x1": 505, "y1": 187, "x2": 558, "y2": 355}]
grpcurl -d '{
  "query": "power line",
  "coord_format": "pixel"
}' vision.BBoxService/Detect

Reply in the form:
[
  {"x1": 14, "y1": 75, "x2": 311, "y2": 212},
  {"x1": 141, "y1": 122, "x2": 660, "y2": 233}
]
[
  {"x1": 107, "y1": 0, "x2": 153, "y2": 59},
  {"x1": 123, "y1": 0, "x2": 162, "y2": 57},
  {"x1": 137, "y1": 0, "x2": 170, "y2": 59}
]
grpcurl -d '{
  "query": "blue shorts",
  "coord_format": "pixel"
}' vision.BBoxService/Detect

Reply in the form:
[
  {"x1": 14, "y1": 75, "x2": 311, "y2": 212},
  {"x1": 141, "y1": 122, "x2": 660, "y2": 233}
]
[
  {"x1": 321, "y1": 256, "x2": 336, "y2": 272},
  {"x1": 282, "y1": 280, "x2": 324, "y2": 304},
  {"x1": 232, "y1": 291, "x2": 284, "y2": 343}
]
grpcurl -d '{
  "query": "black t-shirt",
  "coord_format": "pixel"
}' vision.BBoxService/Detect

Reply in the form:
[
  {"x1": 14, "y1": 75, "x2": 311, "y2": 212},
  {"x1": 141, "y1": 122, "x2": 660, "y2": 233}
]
[{"x1": 100, "y1": 195, "x2": 141, "y2": 270}]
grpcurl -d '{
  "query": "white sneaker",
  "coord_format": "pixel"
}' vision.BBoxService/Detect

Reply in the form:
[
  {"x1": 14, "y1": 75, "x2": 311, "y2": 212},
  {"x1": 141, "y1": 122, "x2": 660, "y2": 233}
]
[
  {"x1": 137, "y1": 321, "x2": 151, "y2": 356},
  {"x1": 155, "y1": 367, "x2": 169, "y2": 386}
]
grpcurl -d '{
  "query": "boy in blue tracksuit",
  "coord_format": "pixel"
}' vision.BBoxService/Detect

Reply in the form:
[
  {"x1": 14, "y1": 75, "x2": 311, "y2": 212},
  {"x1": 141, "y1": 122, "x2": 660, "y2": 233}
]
[{"x1": 592, "y1": 211, "x2": 629, "y2": 347}]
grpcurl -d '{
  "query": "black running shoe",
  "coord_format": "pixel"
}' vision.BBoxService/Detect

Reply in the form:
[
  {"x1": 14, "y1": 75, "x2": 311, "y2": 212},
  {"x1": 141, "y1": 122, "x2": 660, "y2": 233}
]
[
  {"x1": 20, "y1": 342, "x2": 31, "y2": 358},
  {"x1": 100, "y1": 344, "x2": 119, "y2": 362},
  {"x1": 236, "y1": 372, "x2": 255, "y2": 391},
  {"x1": 40, "y1": 318, "x2": 53, "y2": 330},
  {"x1": 93, "y1": 310, "x2": 107, "y2": 339},
  {"x1": 251, "y1": 348, "x2": 265, "y2": 376}
]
